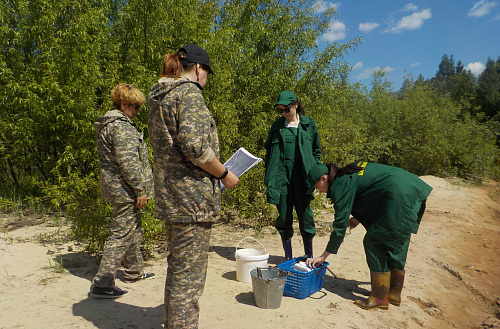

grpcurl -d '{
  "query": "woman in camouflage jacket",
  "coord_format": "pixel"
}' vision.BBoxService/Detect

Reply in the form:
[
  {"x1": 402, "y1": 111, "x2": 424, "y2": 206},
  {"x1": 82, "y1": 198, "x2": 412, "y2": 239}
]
[
  {"x1": 90, "y1": 83, "x2": 154, "y2": 299},
  {"x1": 148, "y1": 44, "x2": 239, "y2": 329}
]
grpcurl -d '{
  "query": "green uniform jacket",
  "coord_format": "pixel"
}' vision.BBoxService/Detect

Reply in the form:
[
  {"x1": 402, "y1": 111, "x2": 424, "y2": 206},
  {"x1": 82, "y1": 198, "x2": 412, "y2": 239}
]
[
  {"x1": 94, "y1": 109, "x2": 154, "y2": 204},
  {"x1": 326, "y1": 162, "x2": 433, "y2": 254},
  {"x1": 148, "y1": 77, "x2": 221, "y2": 223},
  {"x1": 264, "y1": 115, "x2": 322, "y2": 204}
]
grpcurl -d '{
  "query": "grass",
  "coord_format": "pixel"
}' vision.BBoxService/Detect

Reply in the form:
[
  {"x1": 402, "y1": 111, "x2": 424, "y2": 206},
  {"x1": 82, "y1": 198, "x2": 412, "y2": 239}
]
[
  {"x1": 39, "y1": 255, "x2": 66, "y2": 286},
  {"x1": 1, "y1": 266, "x2": 15, "y2": 288}
]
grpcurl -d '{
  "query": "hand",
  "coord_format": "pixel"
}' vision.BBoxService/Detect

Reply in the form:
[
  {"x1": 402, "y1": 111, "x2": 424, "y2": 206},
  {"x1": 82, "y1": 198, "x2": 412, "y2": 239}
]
[
  {"x1": 135, "y1": 194, "x2": 147, "y2": 209},
  {"x1": 306, "y1": 256, "x2": 325, "y2": 268},
  {"x1": 349, "y1": 217, "x2": 360, "y2": 230},
  {"x1": 221, "y1": 170, "x2": 239, "y2": 190}
]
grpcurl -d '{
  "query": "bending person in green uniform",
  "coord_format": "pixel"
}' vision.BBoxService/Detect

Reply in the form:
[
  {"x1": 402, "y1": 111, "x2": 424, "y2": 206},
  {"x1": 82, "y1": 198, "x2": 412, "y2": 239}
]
[
  {"x1": 306, "y1": 162, "x2": 432, "y2": 310},
  {"x1": 264, "y1": 91, "x2": 322, "y2": 261}
]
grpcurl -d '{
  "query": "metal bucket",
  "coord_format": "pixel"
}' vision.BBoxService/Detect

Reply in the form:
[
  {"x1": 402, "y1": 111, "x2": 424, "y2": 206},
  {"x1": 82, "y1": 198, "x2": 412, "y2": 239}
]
[{"x1": 250, "y1": 267, "x2": 288, "y2": 309}]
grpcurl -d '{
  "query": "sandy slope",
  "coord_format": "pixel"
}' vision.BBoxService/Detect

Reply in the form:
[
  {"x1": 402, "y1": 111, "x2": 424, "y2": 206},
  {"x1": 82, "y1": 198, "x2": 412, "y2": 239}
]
[{"x1": 1, "y1": 176, "x2": 499, "y2": 329}]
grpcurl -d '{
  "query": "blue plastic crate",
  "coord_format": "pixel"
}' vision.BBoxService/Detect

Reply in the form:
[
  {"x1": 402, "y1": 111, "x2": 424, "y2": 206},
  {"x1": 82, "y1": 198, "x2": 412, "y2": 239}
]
[{"x1": 278, "y1": 257, "x2": 329, "y2": 299}]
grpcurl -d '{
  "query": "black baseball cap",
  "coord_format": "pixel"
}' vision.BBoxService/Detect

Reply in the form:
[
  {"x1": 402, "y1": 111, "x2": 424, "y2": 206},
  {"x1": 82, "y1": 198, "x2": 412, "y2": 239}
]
[{"x1": 178, "y1": 43, "x2": 214, "y2": 75}]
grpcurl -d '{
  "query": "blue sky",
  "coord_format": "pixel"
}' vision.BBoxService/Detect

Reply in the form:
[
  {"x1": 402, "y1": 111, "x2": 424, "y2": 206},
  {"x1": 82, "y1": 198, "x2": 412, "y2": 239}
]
[{"x1": 314, "y1": 1, "x2": 500, "y2": 89}]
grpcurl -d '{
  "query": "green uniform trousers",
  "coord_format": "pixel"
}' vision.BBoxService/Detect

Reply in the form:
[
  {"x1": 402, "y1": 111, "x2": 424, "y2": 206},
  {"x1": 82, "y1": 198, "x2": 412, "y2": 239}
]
[
  {"x1": 275, "y1": 180, "x2": 316, "y2": 240},
  {"x1": 363, "y1": 232, "x2": 411, "y2": 272},
  {"x1": 275, "y1": 128, "x2": 316, "y2": 241},
  {"x1": 164, "y1": 222, "x2": 212, "y2": 329},
  {"x1": 362, "y1": 201, "x2": 427, "y2": 272}
]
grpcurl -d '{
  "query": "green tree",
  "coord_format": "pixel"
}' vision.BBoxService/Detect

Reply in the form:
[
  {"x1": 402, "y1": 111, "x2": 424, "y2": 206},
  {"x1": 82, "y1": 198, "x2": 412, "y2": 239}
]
[
  {"x1": 430, "y1": 54, "x2": 455, "y2": 92},
  {"x1": 203, "y1": 0, "x2": 360, "y2": 223},
  {"x1": 0, "y1": 0, "x2": 110, "y2": 191},
  {"x1": 477, "y1": 57, "x2": 500, "y2": 119},
  {"x1": 1, "y1": 0, "x2": 498, "y2": 253}
]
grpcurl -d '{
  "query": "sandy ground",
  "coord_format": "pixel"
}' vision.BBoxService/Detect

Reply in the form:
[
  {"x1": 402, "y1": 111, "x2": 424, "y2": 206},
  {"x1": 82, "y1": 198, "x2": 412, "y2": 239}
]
[{"x1": 1, "y1": 176, "x2": 500, "y2": 329}]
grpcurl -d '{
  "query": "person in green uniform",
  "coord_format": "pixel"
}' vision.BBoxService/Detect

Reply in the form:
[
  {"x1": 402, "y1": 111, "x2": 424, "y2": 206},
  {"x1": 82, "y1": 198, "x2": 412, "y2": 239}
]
[
  {"x1": 264, "y1": 91, "x2": 322, "y2": 260},
  {"x1": 305, "y1": 162, "x2": 432, "y2": 310}
]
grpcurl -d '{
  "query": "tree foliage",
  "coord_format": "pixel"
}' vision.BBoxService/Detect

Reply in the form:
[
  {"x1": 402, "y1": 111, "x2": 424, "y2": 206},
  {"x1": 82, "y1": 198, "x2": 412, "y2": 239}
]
[{"x1": 0, "y1": 0, "x2": 498, "y2": 251}]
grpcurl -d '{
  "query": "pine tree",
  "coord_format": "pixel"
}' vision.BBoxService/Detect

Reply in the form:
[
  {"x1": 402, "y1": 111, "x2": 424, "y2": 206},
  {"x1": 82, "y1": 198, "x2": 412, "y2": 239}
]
[{"x1": 477, "y1": 57, "x2": 500, "y2": 119}]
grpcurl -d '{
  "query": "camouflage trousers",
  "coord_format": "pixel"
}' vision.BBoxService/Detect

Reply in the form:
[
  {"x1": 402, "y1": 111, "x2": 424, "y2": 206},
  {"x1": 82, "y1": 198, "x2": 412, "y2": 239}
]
[
  {"x1": 164, "y1": 222, "x2": 212, "y2": 329},
  {"x1": 93, "y1": 203, "x2": 144, "y2": 288}
]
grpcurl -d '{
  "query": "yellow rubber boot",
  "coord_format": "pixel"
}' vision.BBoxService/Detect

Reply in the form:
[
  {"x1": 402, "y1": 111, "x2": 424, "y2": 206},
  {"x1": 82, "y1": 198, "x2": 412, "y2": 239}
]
[
  {"x1": 388, "y1": 269, "x2": 405, "y2": 306},
  {"x1": 354, "y1": 272, "x2": 390, "y2": 310}
]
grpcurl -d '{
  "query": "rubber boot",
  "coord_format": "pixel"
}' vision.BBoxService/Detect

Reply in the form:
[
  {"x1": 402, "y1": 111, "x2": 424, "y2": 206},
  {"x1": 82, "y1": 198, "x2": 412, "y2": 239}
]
[
  {"x1": 282, "y1": 239, "x2": 292, "y2": 261},
  {"x1": 354, "y1": 272, "x2": 390, "y2": 310},
  {"x1": 388, "y1": 269, "x2": 405, "y2": 306},
  {"x1": 303, "y1": 238, "x2": 313, "y2": 258}
]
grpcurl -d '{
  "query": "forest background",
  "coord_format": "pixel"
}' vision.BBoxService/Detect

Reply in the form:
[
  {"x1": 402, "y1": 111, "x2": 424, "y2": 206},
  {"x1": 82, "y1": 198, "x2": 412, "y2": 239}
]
[{"x1": 1, "y1": 0, "x2": 499, "y2": 254}]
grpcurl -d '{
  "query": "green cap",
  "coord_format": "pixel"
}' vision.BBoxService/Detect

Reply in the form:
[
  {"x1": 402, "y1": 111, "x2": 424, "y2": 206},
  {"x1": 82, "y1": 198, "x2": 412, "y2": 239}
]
[
  {"x1": 274, "y1": 90, "x2": 297, "y2": 106},
  {"x1": 306, "y1": 164, "x2": 329, "y2": 195}
]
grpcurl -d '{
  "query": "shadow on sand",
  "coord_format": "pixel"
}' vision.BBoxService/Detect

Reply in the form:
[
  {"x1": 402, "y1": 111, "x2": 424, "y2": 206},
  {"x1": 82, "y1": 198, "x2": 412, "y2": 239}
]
[{"x1": 72, "y1": 298, "x2": 163, "y2": 329}]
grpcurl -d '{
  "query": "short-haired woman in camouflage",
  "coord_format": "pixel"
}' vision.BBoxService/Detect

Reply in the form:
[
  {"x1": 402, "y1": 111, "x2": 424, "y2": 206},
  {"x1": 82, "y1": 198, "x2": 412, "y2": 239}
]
[{"x1": 90, "y1": 83, "x2": 155, "y2": 299}]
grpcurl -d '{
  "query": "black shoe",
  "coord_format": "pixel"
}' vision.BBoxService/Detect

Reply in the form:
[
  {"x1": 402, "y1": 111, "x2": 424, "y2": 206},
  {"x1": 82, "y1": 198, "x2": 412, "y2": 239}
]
[
  {"x1": 123, "y1": 272, "x2": 155, "y2": 282},
  {"x1": 90, "y1": 285, "x2": 128, "y2": 299}
]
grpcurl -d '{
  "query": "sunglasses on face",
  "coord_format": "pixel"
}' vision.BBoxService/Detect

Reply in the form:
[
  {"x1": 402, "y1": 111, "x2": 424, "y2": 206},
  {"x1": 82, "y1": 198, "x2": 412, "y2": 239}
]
[
  {"x1": 277, "y1": 107, "x2": 292, "y2": 114},
  {"x1": 133, "y1": 104, "x2": 141, "y2": 110}
]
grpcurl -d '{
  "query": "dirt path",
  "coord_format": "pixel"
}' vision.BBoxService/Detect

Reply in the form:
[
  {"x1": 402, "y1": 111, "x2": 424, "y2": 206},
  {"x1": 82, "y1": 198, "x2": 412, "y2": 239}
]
[{"x1": 0, "y1": 176, "x2": 499, "y2": 329}]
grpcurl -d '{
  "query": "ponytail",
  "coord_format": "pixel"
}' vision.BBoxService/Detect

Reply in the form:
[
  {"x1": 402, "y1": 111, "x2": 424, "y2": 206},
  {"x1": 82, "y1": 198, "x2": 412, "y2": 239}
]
[
  {"x1": 161, "y1": 54, "x2": 183, "y2": 78},
  {"x1": 161, "y1": 49, "x2": 197, "y2": 78},
  {"x1": 326, "y1": 163, "x2": 364, "y2": 187}
]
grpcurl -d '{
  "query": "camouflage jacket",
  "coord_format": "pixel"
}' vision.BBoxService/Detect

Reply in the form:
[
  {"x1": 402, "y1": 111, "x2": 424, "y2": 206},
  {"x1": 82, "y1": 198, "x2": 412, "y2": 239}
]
[
  {"x1": 94, "y1": 109, "x2": 154, "y2": 204},
  {"x1": 148, "y1": 77, "x2": 221, "y2": 223}
]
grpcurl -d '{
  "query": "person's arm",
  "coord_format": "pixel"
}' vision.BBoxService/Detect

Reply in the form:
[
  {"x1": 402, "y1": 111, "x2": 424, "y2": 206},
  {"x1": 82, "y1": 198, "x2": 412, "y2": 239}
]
[
  {"x1": 112, "y1": 121, "x2": 148, "y2": 205},
  {"x1": 307, "y1": 182, "x2": 356, "y2": 267},
  {"x1": 177, "y1": 88, "x2": 239, "y2": 189},
  {"x1": 311, "y1": 119, "x2": 322, "y2": 164},
  {"x1": 135, "y1": 194, "x2": 147, "y2": 209},
  {"x1": 307, "y1": 250, "x2": 331, "y2": 268},
  {"x1": 324, "y1": 187, "x2": 356, "y2": 254},
  {"x1": 349, "y1": 217, "x2": 360, "y2": 230},
  {"x1": 263, "y1": 124, "x2": 276, "y2": 169},
  {"x1": 198, "y1": 156, "x2": 239, "y2": 190},
  {"x1": 178, "y1": 89, "x2": 240, "y2": 190}
]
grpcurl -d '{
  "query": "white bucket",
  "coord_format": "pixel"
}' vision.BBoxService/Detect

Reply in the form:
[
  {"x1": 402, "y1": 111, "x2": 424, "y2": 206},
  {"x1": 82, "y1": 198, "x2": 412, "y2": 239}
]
[{"x1": 235, "y1": 237, "x2": 269, "y2": 283}]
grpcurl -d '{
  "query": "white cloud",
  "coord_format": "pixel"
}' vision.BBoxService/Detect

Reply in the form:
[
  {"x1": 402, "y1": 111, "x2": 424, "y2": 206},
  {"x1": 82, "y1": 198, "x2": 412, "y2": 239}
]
[
  {"x1": 357, "y1": 66, "x2": 395, "y2": 80},
  {"x1": 352, "y1": 62, "x2": 363, "y2": 70},
  {"x1": 403, "y1": 3, "x2": 419, "y2": 12},
  {"x1": 410, "y1": 62, "x2": 421, "y2": 67},
  {"x1": 385, "y1": 8, "x2": 432, "y2": 33},
  {"x1": 359, "y1": 22, "x2": 380, "y2": 32},
  {"x1": 315, "y1": 1, "x2": 341, "y2": 14},
  {"x1": 468, "y1": 0, "x2": 498, "y2": 18},
  {"x1": 321, "y1": 21, "x2": 347, "y2": 42},
  {"x1": 467, "y1": 62, "x2": 486, "y2": 76}
]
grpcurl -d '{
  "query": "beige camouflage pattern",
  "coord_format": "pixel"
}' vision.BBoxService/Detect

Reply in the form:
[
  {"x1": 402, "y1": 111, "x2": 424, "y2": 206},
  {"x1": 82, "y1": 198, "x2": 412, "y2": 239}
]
[
  {"x1": 92, "y1": 109, "x2": 153, "y2": 288},
  {"x1": 94, "y1": 109, "x2": 154, "y2": 204},
  {"x1": 148, "y1": 77, "x2": 221, "y2": 223},
  {"x1": 148, "y1": 76, "x2": 220, "y2": 329},
  {"x1": 92, "y1": 203, "x2": 145, "y2": 288},
  {"x1": 163, "y1": 223, "x2": 211, "y2": 329}
]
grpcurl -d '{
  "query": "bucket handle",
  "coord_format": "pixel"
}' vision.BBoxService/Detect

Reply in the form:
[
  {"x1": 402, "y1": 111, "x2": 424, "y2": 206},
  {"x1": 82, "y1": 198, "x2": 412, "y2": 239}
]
[
  {"x1": 312, "y1": 265, "x2": 337, "y2": 281},
  {"x1": 236, "y1": 237, "x2": 267, "y2": 252}
]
